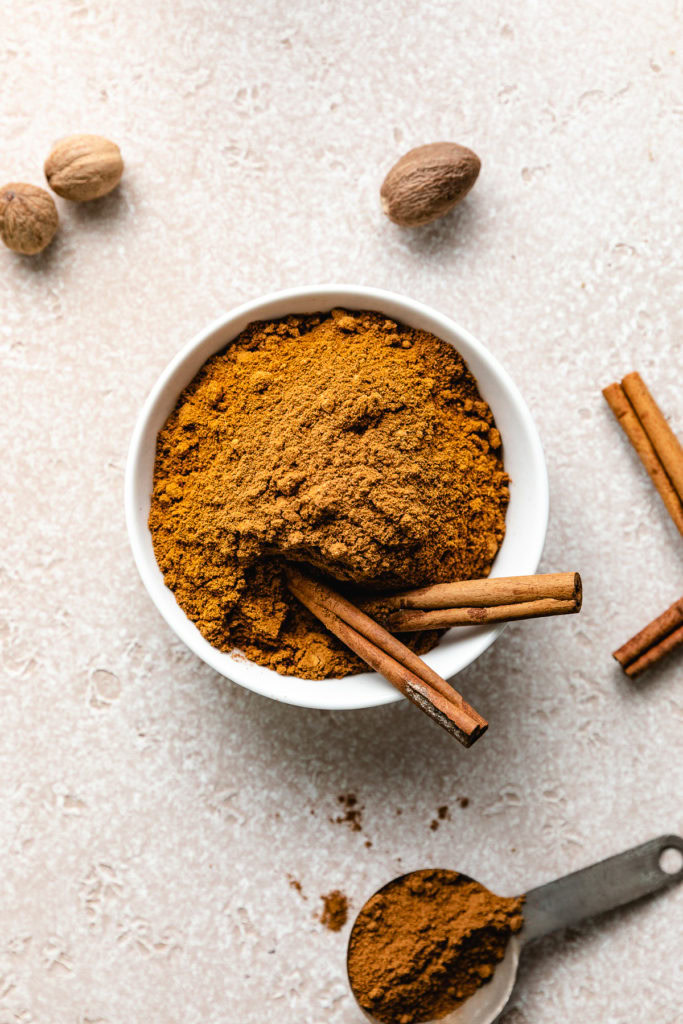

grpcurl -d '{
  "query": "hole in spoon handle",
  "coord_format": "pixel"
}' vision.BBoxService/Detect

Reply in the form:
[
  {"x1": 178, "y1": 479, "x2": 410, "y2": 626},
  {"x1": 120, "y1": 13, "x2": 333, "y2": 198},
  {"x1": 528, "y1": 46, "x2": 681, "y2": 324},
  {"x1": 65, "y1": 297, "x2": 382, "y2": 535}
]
[{"x1": 522, "y1": 834, "x2": 683, "y2": 944}]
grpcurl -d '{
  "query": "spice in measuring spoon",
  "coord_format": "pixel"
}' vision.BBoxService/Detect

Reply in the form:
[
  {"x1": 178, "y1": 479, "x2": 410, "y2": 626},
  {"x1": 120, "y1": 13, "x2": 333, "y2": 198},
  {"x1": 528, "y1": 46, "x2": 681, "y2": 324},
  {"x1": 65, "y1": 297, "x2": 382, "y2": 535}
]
[
  {"x1": 347, "y1": 835, "x2": 683, "y2": 1024},
  {"x1": 347, "y1": 869, "x2": 523, "y2": 1024}
]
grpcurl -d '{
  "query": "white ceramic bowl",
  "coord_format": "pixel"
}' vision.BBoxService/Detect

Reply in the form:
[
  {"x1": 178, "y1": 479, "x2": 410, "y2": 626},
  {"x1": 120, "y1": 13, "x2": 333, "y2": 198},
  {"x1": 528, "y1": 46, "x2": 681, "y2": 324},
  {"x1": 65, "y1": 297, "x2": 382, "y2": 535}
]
[{"x1": 125, "y1": 285, "x2": 548, "y2": 711}]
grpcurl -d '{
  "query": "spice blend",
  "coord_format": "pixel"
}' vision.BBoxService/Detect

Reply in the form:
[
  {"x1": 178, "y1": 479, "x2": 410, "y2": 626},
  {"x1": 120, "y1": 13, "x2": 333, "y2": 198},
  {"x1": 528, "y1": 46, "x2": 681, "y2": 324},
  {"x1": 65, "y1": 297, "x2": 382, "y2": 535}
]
[
  {"x1": 149, "y1": 309, "x2": 508, "y2": 678},
  {"x1": 320, "y1": 889, "x2": 349, "y2": 932},
  {"x1": 332, "y1": 793, "x2": 364, "y2": 832},
  {"x1": 347, "y1": 869, "x2": 524, "y2": 1024}
]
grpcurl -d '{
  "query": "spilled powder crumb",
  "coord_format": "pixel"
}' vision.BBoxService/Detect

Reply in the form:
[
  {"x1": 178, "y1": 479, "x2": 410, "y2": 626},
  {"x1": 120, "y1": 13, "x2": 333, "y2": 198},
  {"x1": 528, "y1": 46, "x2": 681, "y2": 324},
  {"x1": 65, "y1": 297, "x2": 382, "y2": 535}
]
[
  {"x1": 320, "y1": 890, "x2": 349, "y2": 932},
  {"x1": 288, "y1": 875, "x2": 305, "y2": 898},
  {"x1": 331, "y1": 792, "x2": 363, "y2": 832},
  {"x1": 430, "y1": 804, "x2": 450, "y2": 830}
]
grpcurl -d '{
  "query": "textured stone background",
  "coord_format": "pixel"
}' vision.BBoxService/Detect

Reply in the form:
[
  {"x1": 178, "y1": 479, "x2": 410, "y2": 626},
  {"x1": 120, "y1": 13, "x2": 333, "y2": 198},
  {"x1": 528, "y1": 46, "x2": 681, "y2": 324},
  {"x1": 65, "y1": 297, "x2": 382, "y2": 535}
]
[{"x1": 1, "y1": 1, "x2": 682, "y2": 1022}]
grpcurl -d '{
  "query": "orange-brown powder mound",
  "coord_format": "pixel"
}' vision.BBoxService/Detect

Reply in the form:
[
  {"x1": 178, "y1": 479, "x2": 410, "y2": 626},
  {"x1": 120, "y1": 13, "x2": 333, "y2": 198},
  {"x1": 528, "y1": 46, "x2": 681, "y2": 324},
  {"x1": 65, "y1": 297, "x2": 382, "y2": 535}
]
[
  {"x1": 149, "y1": 309, "x2": 509, "y2": 678},
  {"x1": 320, "y1": 889, "x2": 349, "y2": 932},
  {"x1": 347, "y1": 869, "x2": 524, "y2": 1023}
]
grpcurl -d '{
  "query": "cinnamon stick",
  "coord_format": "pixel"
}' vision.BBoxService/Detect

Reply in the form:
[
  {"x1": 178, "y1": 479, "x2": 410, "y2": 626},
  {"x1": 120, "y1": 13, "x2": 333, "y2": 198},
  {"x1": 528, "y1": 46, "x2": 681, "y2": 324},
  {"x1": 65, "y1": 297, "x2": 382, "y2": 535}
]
[
  {"x1": 387, "y1": 597, "x2": 580, "y2": 632},
  {"x1": 613, "y1": 596, "x2": 683, "y2": 677},
  {"x1": 622, "y1": 626, "x2": 683, "y2": 678},
  {"x1": 603, "y1": 381, "x2": 683, "y2": 535},
  {"x1": 285, "y1": 567, "x2": 487, "y2": 747},
  {"x1": 621, "y1": 372, "x2": 683, "y2": 504},
  {"x1": 377, "y1": 572, "x2": 581, "y2": 611}
]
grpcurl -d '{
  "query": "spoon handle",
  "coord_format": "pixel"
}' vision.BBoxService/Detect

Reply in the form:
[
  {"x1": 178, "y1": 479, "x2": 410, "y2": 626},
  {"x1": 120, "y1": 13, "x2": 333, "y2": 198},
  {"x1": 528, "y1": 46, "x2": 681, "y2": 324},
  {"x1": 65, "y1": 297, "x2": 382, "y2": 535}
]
[{"x1": 522, "y1": 834, "x2": 683, "y2": 944}]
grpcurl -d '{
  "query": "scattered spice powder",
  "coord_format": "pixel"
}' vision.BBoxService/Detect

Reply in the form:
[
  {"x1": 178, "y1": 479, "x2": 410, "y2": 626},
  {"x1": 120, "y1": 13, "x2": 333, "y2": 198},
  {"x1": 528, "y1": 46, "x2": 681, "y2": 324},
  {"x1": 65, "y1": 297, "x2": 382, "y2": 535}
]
[
  {"x1": 149, "y1": 309, "x2": 509, "y2": 678},
  {"x1": 288, "y1": 875, "x2": 305, "y2": 898},
  {"x1": 320, "y1": 889, "x2": 349, "y2": 932},
  {"x1": 332, "y1": 792, "x2": 363, "y2": 832},
  {"x1": 430, "y1": 805, "x2": 450, "y2": 831},
  {"x1": 348, "y1": 869, "x2": 523, "y2": 1024},
  {"x1": 459, "y1": 796, "x2": 470, "y2": 808}
]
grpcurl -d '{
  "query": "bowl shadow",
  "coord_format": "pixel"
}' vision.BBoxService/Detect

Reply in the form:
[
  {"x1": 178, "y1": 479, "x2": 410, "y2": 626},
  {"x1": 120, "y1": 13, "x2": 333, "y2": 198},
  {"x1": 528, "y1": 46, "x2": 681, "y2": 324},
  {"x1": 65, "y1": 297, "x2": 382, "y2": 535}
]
[{"x1": 208, "y1": 626, "x2": 538, "y2": 802}]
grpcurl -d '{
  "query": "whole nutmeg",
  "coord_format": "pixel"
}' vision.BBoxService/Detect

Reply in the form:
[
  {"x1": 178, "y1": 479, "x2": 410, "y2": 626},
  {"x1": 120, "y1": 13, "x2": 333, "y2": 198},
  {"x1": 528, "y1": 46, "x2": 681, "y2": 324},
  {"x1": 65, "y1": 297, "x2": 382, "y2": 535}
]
[
  {"x1": 0, "y1": 183, "x2": 59, "y2": 254},
  {"x1": 45, "y1": 133, "x2": 123, "y2": 201},
  {"x1": 380, "y1": 142, "x2": 481, "y2": 227}
]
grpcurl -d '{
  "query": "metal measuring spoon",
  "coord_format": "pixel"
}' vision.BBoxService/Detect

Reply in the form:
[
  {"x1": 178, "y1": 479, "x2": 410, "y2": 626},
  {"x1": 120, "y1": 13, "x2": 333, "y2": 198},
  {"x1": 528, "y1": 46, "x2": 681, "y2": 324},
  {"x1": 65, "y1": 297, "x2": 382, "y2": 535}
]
[{"x1": 347, "y1": 834, "x2": 683, "y2": 1024}]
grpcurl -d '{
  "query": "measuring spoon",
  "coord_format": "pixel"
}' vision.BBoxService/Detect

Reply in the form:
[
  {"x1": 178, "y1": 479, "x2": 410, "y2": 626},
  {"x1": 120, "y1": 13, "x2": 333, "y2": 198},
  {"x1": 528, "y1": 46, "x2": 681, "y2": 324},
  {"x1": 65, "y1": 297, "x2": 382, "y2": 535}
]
[{"x1": 348, "y1": 834, "x2": 683, "y2": 1024}]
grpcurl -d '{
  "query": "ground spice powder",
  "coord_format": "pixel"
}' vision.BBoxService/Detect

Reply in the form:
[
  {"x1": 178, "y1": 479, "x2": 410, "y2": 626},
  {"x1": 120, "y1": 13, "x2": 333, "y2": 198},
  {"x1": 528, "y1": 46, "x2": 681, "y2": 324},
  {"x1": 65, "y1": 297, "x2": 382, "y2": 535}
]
[
  {"x1": 347, "y1": 869, "x2": 524, "y2": 1023},
  {"x1": 320, "y1": 889, "x2": 349, "y2": 932},
  {"x1": 332, "y1": 792, "x2": 363, "y2": 832},
  {"x1": 149, "y1": 309, "x2": 508, "y2": 678}
]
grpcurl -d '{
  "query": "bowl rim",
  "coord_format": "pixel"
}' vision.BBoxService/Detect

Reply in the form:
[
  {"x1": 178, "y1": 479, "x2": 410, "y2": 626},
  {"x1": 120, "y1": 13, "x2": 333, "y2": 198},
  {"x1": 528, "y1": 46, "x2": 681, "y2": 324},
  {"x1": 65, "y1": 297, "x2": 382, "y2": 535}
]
[{"x1": 125, "y1": 284, "x2": 549, "y2": 710}]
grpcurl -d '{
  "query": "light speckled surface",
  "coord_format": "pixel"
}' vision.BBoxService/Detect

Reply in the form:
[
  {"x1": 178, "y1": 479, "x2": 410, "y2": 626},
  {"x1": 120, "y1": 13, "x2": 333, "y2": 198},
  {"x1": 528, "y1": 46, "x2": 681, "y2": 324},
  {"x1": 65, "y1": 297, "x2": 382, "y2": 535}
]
[{"x1": 1, "y1": 2, "x2": 681, "y2": 1022}]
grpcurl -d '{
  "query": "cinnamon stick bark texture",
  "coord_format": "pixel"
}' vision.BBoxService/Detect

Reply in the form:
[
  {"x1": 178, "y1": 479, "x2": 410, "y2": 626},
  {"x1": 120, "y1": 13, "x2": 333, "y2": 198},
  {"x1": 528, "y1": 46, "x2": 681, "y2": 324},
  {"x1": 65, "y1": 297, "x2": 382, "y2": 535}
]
[
  {"x1": 373, "y1": 572, "x2": 582, "y2": 632},
  {"x1": 387, "y1": 598, "x2": 579, "y2": 632},
  {"x1": 620, "y1": 372, "x2": 683, "y2": 503},
  {"x1": 623, "y1": 627, "x2": 683, "y2": 678},
  {"x1": 602, "y1": 381, "x2": 683, "y2": 535},
  {"x1": 285, "y1": 567, "x2": 487, "y2": 747},
  {"x1": 378, "y1": 572, "x2": 581, "y2": 610},
  {"x1": 613, "y1": 596, "x2": 683, "y2": 677}
]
